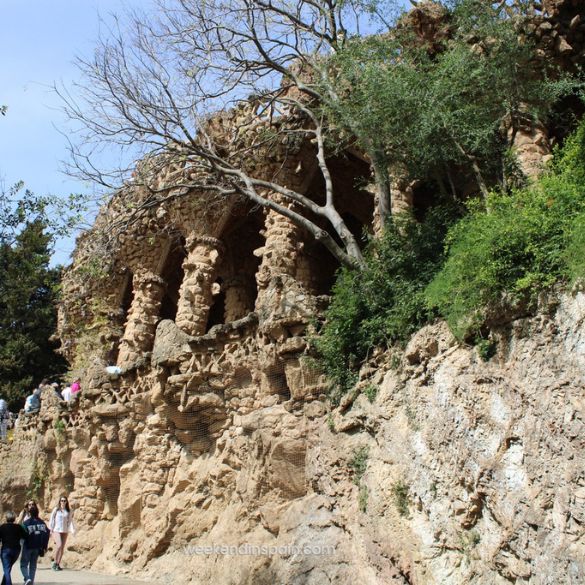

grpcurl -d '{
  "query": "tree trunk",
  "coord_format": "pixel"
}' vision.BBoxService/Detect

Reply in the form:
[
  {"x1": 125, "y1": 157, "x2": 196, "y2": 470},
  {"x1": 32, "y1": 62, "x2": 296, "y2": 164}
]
[{"x1": 371, "y1": 152, "x2": 392, "y2": 228}]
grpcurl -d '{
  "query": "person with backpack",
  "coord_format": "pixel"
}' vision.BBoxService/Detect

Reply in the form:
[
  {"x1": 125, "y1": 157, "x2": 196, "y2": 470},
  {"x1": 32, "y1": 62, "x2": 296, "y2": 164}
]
[
  {"x1": 0, "y1": 400, "x2": 9, "y2": 441},
  {"x1": 0, "y1": 510, "x2": 26, "y2": 585},
  {"x1": 23, "y1": 390, "x2": 41, "y2": 415},
  {"x1": 20, "y1": 504, "x2": 49, "y2": 585}
]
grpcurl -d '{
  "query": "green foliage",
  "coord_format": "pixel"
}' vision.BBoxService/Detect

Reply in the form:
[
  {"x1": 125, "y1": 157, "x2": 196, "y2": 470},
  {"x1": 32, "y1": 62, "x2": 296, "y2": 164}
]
[
  {"x1": 362, "y1": 383, "x2": 378, "y2": 403},
  {"x1": 325, "y1": 0, "x2": 578, "y2": 193},
  {"x1": 476, "y1": 337, "x2": 497, "y2": 362},
  {"x1": 566, "y1": 213, "x2": 585, "y2": 283},
  {"x1": 327, "y1": 413, "x2": 336, "y2": 433},
  {"x1": 314, "y1": 206, "x2": 457, "y2": 399},
  {"x1": 0, "y1": 183, "x2": 86, "y2": 246},
  {"x1": 0, "y1": 220, "x2": 67, "y2": 409},
  {"x1": 348, "y1": 446, "x2": 370, "y2": 511},
  {"x1": 392, "y1": 480, "x2": 410, "y2": 517},
  {"x1": 349, "y1": 446, "x2": 369, "y2": 485},
  {"x1": 358, "y1": 484, "x2": 369, "y2": 513},
  {"x1": 26, "y1": 457, "x2": 47, "y2": 501},
  {"x1": 53, "y1": 418, "x2": 66, "y2": 443},
  {"x1": 426, "y1": 120, "x2": 585, "y2": 339}
]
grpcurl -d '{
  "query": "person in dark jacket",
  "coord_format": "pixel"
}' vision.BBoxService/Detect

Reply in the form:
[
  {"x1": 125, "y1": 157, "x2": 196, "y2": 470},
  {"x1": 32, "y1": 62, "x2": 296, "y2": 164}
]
[
  {"x1": 20, "y1": 504, "x2": 49, "y2": 585},
  {"x1": 0, "y1": 510, "x2": 26, "y2": 585}
]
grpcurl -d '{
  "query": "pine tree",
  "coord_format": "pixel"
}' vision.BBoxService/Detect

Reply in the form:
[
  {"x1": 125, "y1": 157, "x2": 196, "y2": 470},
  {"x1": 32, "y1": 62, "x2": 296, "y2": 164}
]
[{"x1": 0, "y1": 220, "x2": 67, "y2": 409}]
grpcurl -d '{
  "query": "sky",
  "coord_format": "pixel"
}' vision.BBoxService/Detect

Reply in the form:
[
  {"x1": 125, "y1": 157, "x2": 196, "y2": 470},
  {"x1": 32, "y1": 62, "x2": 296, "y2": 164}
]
[{"x1": 0, "y1": 0, "x2": 147, "y2": 265}]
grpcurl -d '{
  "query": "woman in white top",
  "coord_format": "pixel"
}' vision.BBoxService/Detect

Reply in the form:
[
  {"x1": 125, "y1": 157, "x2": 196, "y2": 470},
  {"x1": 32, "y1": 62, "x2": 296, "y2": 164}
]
[{"x1": 48, "y1": 495, "x2": 75, "y2": 570}]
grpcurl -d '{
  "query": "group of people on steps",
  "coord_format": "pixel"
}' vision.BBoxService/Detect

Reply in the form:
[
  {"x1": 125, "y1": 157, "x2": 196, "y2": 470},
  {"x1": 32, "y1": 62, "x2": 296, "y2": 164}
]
[
  {"x1": 0, "y1": 495, "x2": 74, "y2": 585},
  {"x1": 0, "y1": 378, "x2": 83, "y2": 442}
]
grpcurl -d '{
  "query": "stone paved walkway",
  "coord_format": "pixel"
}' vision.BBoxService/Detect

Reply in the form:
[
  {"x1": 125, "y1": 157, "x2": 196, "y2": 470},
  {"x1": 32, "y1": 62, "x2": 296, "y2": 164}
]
[{"x1": 10, "y1": 563, "x2": 153, "y2": 584}]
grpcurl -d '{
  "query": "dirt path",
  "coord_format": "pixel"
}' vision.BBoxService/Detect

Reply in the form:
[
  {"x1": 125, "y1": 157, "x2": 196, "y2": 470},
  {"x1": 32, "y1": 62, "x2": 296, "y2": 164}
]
[{"x1": 10, "y1": 562, "x2": 153, "y2": 584}]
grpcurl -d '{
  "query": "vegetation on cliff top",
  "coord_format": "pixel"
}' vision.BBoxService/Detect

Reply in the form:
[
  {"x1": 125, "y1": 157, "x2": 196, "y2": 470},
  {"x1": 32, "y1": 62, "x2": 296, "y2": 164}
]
[
  {"x1": 427, "y1": 122, "x2": 585, "y2": 338},
  {"x1": 313, "y1": 205, "x2": 458, "y2": 397},
  {"x1": 317, "y1": 119, "x2": 585, "y2": 398}
]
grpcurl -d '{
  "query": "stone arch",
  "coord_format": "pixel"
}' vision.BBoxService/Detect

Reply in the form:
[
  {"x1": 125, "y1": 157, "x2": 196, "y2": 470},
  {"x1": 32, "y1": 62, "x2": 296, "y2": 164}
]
[
  {"x1": 207, "y1": 207, "x2": 265, "y2": 328},
  {"x1": 297, "y1": 153, "x2": 374, "y2": 294},
  {"x1": 158, "y1": 237, "x2": 186, "y2": 322}
]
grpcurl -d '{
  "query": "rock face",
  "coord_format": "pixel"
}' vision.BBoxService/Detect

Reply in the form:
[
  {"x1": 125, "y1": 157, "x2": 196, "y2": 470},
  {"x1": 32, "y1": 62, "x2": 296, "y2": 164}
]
[
  {"x1": 2, "y1": 2, "x2": 585, "y2": 584},
  {"x1": 3, "y1": 292, "x2": 585, "y2": 584}
]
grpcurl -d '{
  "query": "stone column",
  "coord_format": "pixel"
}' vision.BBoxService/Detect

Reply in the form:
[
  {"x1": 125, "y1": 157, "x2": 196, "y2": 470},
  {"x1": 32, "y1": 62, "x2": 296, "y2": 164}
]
[
  {"x1": 511, "y1": 121, "x2": 553, "y2": 180},
  {"x1": 117, "y1": 270, "x2": 166, "y2": 368},
  {"x1": 369, "y1": 174, "x2": 414, "y2": 237},
  {"x1": 175, "y1": 235, "x2": 224, "y2": 336},
  {"x1": 254, "y1": 206, "x2": 301, "y2": 309}
]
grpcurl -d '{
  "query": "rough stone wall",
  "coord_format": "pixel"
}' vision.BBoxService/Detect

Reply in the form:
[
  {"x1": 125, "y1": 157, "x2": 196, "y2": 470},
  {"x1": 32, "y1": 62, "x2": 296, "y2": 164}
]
[{"x1": 3, "y1": 291, "x2": 585, "y2": 584}]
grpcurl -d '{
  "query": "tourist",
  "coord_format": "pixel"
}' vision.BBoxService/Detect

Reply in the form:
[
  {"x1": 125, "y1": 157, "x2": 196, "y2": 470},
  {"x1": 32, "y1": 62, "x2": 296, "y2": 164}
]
[
  {"x1": 70, "y1": 379, "x2": 81, "y2": 396},
  {"x1": 23, "y1": 390, "x2": 41, "y2": 415},
  {"x1": 0, "y1": 510, "x2": 26, "y2": 585},
  {"x1": 17, "y1": 501, "x2": 36, "y2": 525},
  {"x1": 61, "y1": 386, "x2": 72, "y2": 403},
  {"x1": 20, "y1": 504, "x2": 49, "y2": 585},
  {"x1": 37, "y1": 379, "x2": 50, "y2": 396},
  {"x1": 51, "y1": 383, "x2": 63, "y2": 401},
  {"x1": 0, "y1": 400, "x2": 9, "y2": 441},
  {"x1": 48, "y1": 495, "x2": 75, "y2": 570}
]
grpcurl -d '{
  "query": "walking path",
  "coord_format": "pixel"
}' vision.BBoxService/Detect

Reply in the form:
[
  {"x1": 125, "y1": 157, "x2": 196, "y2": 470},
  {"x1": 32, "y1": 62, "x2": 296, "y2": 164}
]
[{"x1": 10, "y1": 563, "x2": 153, "y2": 584}]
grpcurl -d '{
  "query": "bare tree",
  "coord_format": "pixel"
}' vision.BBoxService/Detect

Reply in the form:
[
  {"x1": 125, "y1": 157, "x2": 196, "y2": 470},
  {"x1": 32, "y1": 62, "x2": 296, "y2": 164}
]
[{"x1": 58, "y1": 0, "x2": 406, "y2": 269}]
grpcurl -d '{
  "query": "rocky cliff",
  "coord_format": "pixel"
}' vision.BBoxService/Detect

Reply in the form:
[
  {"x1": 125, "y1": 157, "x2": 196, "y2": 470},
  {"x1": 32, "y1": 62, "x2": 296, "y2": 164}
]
[{"x1": 2, "y1": 290, "x2": 584, "y2": 584}]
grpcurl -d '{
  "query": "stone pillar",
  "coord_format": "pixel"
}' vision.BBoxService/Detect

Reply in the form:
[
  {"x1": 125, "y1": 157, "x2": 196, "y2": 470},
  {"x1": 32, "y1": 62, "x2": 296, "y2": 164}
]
[
  {"x1": 254, "y1": 206, "x2": 301, "y2": 309},
  {"x1": 369, "y1": 174, "x2": 414, "y2": 236},
  {"x1": 175, "y1": 235, "x2": 224, "y2": 336},
  {"x1": 224, "y1": 275, "x2": 253, "y2": 322},
  {"x1": 117, "y1": 270, "x2": 166, "y2": 368},
  {"x1": 511, "y1": 121, "x2": 553, "y2": 180}
]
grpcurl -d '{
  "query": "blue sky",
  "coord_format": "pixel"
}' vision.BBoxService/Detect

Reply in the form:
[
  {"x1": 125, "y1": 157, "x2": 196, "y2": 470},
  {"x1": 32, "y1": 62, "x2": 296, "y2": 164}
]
[{"x1": 0, "y1": 0, "x2": 146, "y2": 265}]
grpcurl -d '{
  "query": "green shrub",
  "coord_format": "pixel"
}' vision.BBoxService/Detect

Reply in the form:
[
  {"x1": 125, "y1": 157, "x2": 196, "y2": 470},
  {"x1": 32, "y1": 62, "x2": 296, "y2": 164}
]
[
  {"x1": 426, "y1": 121, "x2": 585, "y2": 339},
  {"x1": 349, "y1": 446, "x2": 369, "y2": 485},
  {"x1": 362, "y1": 383, "x2": 378, "y2": 403},
  {"x1": 392, "y1": 480, "x2": 410, "y2": 517},
  {"x1": 54, "y1": 418, "x2": 66, "y2": 442},
  {"x1": 314, "y1": 205, "x2": 457, "y2": 400},
  {"x1": 566, "y1": 211, "x2": 585, "y2": 282},
  {"x1": 476, "y1": 337, "x2": 497, "y2": 362}
]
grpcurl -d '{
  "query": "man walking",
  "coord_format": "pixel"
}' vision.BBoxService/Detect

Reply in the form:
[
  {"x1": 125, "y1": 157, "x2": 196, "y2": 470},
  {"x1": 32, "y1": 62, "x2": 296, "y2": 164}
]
[
  {"x1": 20, "y1": 504, "x2": 49, "y2": 585},
  {"x1": 0, "y1": 511, "x2": 26, "y2": 585}
]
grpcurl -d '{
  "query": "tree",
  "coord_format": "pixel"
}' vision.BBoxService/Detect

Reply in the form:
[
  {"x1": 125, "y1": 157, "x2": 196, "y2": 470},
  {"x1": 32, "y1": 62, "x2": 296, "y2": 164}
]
[
  {"x1": 0, "y1": 216, "x2": 67, "y2": 410},
  {"x1": 58, "y1": 0, "x2": 404, "y2": 269},
  {"x1": 58, "y1": 0, "x2": 571, "y2": 268},
  {"x1": 325, "y1": 0, "x2": 578, "y2": 199}
]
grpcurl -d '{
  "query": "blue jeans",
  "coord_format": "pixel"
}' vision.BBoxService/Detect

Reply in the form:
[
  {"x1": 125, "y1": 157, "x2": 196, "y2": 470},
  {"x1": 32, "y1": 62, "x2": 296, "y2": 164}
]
[
  {"x1": 20, "y1": 547, "x2": 39, "y2": 584},
  {"x1": 1, "y1": 546, "x2": 20, "y2": 585}
]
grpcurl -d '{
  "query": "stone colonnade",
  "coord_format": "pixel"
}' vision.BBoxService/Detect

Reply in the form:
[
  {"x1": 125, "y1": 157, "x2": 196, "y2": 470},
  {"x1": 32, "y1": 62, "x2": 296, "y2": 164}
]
[
  {"x1": 254, "y1": 199, "x2": 302, "y2": 311},
  {"x1": 116, "y1": 197, "x2": 305, "y2": 366}
]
